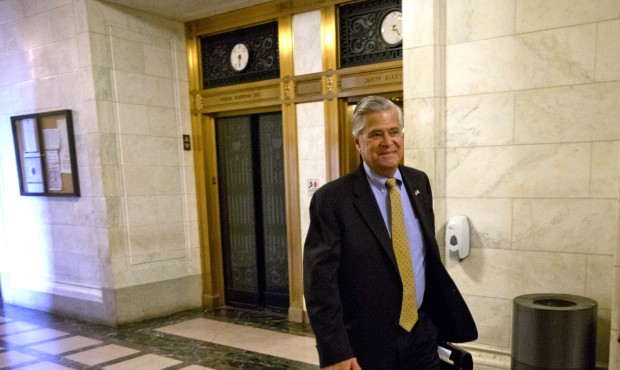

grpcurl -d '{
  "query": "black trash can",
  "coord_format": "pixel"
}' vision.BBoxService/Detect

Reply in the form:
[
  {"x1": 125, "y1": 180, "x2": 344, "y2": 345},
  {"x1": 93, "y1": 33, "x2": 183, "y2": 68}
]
[{"x1": 512, "y1": 294, "x2": 597, "y2": 370}]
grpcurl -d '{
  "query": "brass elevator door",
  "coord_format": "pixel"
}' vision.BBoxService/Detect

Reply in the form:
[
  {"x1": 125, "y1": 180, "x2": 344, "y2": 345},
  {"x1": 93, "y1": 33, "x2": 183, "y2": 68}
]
[{"x1": 215, "y1": 112, "x2": 289, "y2": 312}]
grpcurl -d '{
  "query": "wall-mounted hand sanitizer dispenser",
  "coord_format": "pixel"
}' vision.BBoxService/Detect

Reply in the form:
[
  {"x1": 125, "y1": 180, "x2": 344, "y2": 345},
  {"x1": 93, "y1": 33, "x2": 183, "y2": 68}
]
[{"x1": 446, "y1": 215, "x2": 470, "y2": 260}]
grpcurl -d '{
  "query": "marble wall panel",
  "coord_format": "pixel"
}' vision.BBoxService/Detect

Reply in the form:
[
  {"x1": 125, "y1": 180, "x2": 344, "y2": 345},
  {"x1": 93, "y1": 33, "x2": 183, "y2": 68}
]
[
  {"x1": 446, "y1": 198, "x2": 512, "y2": 249},
  {"x1": 464, "y1": 295, "x2": 511, "y2": 348},
  {"x1": 48, "y1": 225, "x2": 106, "y2": 256},
  {"x1": 157, "y1": 223, "x2": 187, "y2": 259},
  {"x1": 15, "y1": 11, "x2": 54, "y2": 50},
  {"x1": 50, "y1": 3, "x2": 75, "y2": 42},
  {"x1": 292, "y1": 10, "x2": 321, "y2": 76},
  {"x1": 592, "y1": 143, "x2": 619, "y2": 199},
  {"x1": 122, "y1": 165, "x2": 182, "y2": 196},
  {"x1": 586, "y1": 255, "x2": 615, "y2": 309},
  {"x1": 44, "y1": 197, "x2": 108, "y2": 228},
  {"x1": 101, "y1": 165, "x2": 122, "y2": 196},
  {"x1": 147, "y1": 106, "x2": 178, "y2": 137},
  {"x1": 21, "y1": 0, "x2": 72, "y2": 16},
  {"x1": 512, "y1": 199, "x2": 616, "y2": 255},
  {"x1": 14, "y1": 77, "x2": 61, "y2": 111},
  {"x1": 404, "y1": 98, "x2": 435, "y2": 149},
  {"x1": 155, "y1": 195, "x2": 185, "y2": 224},
  {"x1": 85, "y1": 32, "x2": 111, "y2": 69},
  {"x1": 112, "y1": 71, "x2": 175, "y2": 108},
  {"x1": 296, "y1": 101, "x2": 326, "y2": 245},
  {"x1": 515, "y1": 0, "x2": 620, "y2": 33},
  {"x1": 0, "y1": 0, "x2": 25, "y2": 24},
  {"x1": 117, "y1": 103, "x2": 148, "y2": 134},
  {"x1": 446, "y1": 248, "x2": 587, "y2": 300},
  {"x1": 128, "y1": 224, "x2": 160, "y2": 264},
  {"x1": 402, "y1": 0, "x2": 433, "y2": 48},
  {"x1": 105, "y1": 196, "x2": 126, "y2": 228},
  {"x1": 0, "y1": 20, "x2": 20, "y2": 56},
  {"x1": 596, "y1": 19, "x2": 620, "y2": 82},
  {"x1": 403, "y1": 46, "x2": 435, "y2": 99},
  {"x1": 110, "y1": 36, "x2": 144, "y2": 73},
  {"x1": 446, "y1": 144, "x2": 591, "y2": 198},
  {"x1": 0, "y1": 51, "x2": 32, "y2": 85},
  {"x1": 515, "y1": 82, "x2": 620, "y2": 144},
  {"x1": 57, "y1": 71, "x2": 85, "y2": 107},
  {"x1": 407, "y1": 148, "x2": 435, "y2": 185},
  {"x1": 92, "y1": 66, "x2": 112, "y2": 101},
  {"x1": 446, "y1": 25, "x2": 595, "y2": 96},
  {"x1": 53, "y1": 252, "x2": 103, "y2": 286},
  {"x1": 126, "y1": 196, "x2": 158, "y2": 227},
  {"x1": 446, "y1": 0, "x2": 514, "y2": 44},
  {"x1": 144, "y1": 43, "x2": 173, "y2": 79},
  {"x1": 446, "y1": 93, "x2": 514, "y2": 147},
  {"x1": 119, "y1": 136, "x2": 180, "y2": 166}
]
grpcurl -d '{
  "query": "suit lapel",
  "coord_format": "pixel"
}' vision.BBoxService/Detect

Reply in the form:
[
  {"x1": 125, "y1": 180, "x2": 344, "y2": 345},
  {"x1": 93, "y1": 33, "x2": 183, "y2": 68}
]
[{"x1": 351, "y1": 165, "x2": 398, "y2": 269}]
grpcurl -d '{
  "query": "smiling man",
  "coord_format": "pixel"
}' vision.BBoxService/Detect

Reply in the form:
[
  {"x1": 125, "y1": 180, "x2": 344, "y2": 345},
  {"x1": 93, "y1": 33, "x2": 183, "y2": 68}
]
[{"x1": 303, "y1": 96, "x2": 477, "y2": 369}]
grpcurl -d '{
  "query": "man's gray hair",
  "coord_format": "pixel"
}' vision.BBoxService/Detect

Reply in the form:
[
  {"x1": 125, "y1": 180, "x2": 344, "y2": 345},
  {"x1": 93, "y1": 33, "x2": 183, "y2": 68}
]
[{"x1": 351, "y1": 96, "x2": 403, "y2": 137}]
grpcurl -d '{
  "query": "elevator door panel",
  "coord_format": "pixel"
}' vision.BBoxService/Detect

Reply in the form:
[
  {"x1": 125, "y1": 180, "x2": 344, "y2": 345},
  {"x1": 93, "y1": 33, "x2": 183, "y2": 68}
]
[{"x1": 216, "y1": 113, "x2": 288, "y2": 312}]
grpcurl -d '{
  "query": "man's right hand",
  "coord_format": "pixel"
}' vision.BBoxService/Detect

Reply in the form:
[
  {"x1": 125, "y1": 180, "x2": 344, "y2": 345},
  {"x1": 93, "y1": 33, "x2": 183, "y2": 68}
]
[{"x1": 324, "y1": 357, "x2": 362, "y2": 370}]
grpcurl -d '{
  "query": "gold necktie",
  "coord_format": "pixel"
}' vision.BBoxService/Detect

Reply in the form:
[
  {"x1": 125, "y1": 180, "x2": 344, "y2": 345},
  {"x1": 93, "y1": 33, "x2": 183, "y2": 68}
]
[{"x1": 386, "y1": 177, "x2": 418, "y2": 332}]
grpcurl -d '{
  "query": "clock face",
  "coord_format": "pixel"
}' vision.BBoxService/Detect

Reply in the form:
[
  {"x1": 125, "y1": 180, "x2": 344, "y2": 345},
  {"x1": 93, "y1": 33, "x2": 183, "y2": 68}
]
[
  {"x1": 380, "y1": 10, "x2": 403, "y2": 45},
  {"x1": 230, "y1": 43, "x2": 250, "y2": 72}
]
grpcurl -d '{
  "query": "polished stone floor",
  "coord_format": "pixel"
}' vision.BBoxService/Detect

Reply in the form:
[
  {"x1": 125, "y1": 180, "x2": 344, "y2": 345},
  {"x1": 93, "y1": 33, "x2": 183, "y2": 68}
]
[{"x1": 0, "y1": 303, "x2": 320, "y2": 369}]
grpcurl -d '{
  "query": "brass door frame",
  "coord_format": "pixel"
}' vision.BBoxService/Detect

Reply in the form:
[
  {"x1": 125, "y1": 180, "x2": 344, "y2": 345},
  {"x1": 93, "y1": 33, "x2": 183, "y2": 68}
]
[{"x1": 187, "y1": 2, "x2": 403, "y2": 323}]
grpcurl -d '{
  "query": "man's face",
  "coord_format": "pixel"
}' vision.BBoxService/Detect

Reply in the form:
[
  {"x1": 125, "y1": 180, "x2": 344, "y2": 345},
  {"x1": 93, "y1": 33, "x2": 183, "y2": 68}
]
[{"x1": 355, "y1": 108, "x2": 404, "y2": 178}]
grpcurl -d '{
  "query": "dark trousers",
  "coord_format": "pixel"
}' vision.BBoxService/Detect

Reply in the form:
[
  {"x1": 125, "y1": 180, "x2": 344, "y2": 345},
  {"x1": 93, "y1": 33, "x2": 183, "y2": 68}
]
[{"x1": 356, "y1": 310, "x2": 440, "y2": 370}]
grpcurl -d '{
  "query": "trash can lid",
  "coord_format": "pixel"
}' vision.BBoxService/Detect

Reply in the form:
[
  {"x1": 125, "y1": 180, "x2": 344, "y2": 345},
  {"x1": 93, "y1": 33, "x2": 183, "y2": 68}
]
[{"x1": 514, "y1": 293, "x2": 597, "y2": 311}]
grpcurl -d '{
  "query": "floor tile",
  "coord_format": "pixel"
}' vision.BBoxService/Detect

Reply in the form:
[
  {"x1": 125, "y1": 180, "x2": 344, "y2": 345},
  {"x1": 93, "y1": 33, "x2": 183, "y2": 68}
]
[
  {"x1": 156, "y1": 318, "x2": 228, "y2": 342},
  {"x1": 0, "y1": 321, "x2": 38, "y2": 335},
  {"x1": 156, "y1": 318, "x2": 319, "y2": 365},
  {"x1": 30, "y1": 335, "x2": 102, "y2": 355},
  {"x1": 102, "y1": 353, "x2": 182, "y2": 369},
  {"x1": 64, "y1": 344, "x2": 140, "y2": 366},
  {"x1": 0, "y1": 304, "x2": 320, "y2": 370},
  {"x1": 0, "y1": 350, "x2": 38, "y2": 368},
  {"x1": 3, "y1": 328, "x2": 68, "y2": 345},
  {"x1": 14, "y1": 361, "x2": 73, "y2": 370}
]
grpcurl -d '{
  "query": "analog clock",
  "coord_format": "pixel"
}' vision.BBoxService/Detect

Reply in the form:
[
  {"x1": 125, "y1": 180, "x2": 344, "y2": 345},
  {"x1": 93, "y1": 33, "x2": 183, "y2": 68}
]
[
  {"x1": 230, "y1": 43, "x2": 250, "y2": 72},
  {"x1": 380, "y1": 10, "x2": 403, "y2": 45}
]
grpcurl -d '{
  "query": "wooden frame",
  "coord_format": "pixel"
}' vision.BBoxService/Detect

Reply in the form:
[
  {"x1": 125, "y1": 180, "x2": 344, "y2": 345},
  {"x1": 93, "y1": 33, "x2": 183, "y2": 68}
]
[{"x1": 10, "y1": 110, "x2": 80, "y2": 197}]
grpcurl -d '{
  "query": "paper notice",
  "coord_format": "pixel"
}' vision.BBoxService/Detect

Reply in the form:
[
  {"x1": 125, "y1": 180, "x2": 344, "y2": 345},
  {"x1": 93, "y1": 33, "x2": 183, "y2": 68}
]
[
  {"x1": 24, "y1": 153, "x2": 43, "y2": 183},
  {"x1": 21, "y1": 118, "x2": 38, "y2": 153},
  {"x1": 45, "y1": 150, "x2": 62, "y2": 190},
  {"x1": 43, "y1": 128, "x2": 60, "y2": 150}
]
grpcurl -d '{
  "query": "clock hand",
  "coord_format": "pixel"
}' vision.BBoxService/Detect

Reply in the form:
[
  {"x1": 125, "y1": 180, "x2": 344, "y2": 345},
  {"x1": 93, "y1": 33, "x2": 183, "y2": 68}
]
[
  {"x1": 238, "y1": 54, "x2": 241, "y2": 68},
  {"x1": 392, "y1": 24, "x2": 401, "y2": 36}
]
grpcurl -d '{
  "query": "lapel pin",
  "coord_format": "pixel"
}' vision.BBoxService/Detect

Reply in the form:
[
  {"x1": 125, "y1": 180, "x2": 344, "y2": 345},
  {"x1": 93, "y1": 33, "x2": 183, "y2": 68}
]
[{"x1": 415, "y1": 190, "x2": 420, "y2": 196}]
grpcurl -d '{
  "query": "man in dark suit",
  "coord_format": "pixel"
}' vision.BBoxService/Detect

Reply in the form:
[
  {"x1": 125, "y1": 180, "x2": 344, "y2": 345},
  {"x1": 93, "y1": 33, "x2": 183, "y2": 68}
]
[{"x1": 303, "y1": 96, "x2": 477, "y2": 369}]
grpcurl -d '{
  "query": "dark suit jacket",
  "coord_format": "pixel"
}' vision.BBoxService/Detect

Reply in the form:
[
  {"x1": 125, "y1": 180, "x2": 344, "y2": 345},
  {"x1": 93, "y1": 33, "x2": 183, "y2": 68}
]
[{"x1": 303, "y1": 164, "x2": 477, "y2": 367}]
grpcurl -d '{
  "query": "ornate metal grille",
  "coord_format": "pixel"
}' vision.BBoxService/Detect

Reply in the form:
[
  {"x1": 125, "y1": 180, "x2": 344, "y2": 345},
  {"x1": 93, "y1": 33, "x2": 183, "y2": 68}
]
[
  {"x1": 339, "y1": 0, "x2": 402, "y2": 68},
  {"x1": 201, "y1": 21, "x2": 280, "y2": 88}
]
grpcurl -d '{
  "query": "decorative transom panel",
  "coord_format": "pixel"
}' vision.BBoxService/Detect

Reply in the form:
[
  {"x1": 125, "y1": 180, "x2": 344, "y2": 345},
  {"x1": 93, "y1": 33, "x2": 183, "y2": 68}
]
[
  {"x1": 339, "y1": 0, "x2": 402, "y2": 68},
  {"x1": 201, "y1": 21, "x2": 280, "y2": 89}
]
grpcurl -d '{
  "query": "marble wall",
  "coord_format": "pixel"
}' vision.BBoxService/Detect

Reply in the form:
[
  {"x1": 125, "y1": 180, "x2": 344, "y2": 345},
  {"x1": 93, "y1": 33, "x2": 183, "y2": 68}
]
[
  {"x1": 0, "y1": 0, "x2": 108, "y2": 314},
  {"x1": 403, "y1": 0, "x2": 620, "y2": 367},
  {"x1": 0, "y1": 0, "x2": 201, "y2": 324},
  {"x1": 293, "y1": 10, "x2": 325, "y2": 246}
]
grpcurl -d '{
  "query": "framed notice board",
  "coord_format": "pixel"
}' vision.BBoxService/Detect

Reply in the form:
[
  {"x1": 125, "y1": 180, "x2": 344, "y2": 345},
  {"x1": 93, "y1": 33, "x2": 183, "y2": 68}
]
[{"x1": 11, "y1": 110, "x2": 80, "y2": 196}]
